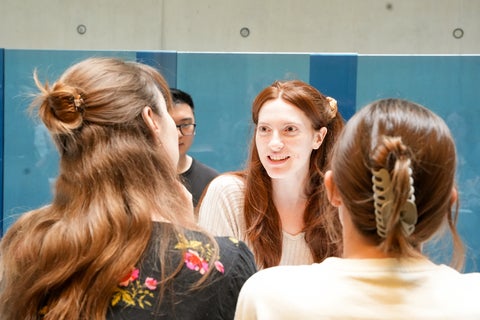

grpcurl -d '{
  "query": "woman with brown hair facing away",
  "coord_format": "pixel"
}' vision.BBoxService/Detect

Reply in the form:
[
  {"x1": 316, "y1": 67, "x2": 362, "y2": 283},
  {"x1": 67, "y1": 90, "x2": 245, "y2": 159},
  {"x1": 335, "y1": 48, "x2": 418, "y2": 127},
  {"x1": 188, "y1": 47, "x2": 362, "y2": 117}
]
[
  {"x1": 235, "y1": 99, "x2": 480, "y2": 319},
  {"x1": 0, "y1": 57, "x2": 256, "y2": 320},
  {"x1": 198, "y1": 80, "x2": 344, "y2": 269}
]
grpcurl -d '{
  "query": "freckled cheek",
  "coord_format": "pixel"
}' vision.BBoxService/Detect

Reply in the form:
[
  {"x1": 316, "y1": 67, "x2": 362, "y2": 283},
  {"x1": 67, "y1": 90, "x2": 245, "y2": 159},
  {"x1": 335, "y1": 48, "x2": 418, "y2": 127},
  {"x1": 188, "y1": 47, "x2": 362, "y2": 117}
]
[
  {"x1": 255, "y1": 137, "x2": 269, "y2": 156},
  {"x1": 255, "y1": 134, "x2": 262, "y2": 146},
  {"x1": 299, "y1": 143, "x2": 316, "y2": 158}
]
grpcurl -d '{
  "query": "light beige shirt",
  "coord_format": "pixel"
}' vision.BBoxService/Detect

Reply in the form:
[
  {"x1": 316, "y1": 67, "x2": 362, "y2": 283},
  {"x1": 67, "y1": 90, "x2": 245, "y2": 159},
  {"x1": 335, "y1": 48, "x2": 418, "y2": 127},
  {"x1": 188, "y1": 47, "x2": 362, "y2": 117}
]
[
  {"x1": 235, "y1": 257, "x2": 480, "y2": 320},
  {"x1": 198, "y1": 174, "x2": 313, "y2": 268}
]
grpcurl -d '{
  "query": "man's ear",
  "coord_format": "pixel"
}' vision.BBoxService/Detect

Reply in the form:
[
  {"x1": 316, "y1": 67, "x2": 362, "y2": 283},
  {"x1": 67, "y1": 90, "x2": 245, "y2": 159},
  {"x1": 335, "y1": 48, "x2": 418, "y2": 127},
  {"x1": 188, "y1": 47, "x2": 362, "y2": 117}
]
[
  {"x1": 142, "y1": 106, "x2": 161, "y2": 137},
  {"x1": 325, "y1": 170, "x2": 342, "y2": 207}
]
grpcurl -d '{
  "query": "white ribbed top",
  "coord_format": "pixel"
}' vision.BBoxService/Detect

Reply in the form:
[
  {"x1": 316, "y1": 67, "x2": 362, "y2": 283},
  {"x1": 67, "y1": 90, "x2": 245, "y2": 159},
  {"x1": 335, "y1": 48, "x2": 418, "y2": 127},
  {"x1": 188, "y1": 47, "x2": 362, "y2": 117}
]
[{"x1": 198, "y1": 174, "x2": 313, "y2": 268}]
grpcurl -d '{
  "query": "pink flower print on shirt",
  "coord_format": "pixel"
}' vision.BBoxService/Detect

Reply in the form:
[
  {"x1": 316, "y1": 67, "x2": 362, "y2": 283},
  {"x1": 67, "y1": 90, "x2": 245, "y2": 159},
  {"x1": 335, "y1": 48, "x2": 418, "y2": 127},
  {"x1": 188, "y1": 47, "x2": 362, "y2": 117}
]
[
  {"x1": 112, "y1": 268, "x2": 157, "y2": 309},
  {"x1": 144, "y1": 277, "x2": 158, "y2": 290},
  {"x1": 184, "y1": 249, "x2": 209, "y2": 274},
  {"x1": 119, "y1": 268, "x2": 140, "y2": 287},
  {"x1": 174, "y1": 233, "x2": 235, "y2": 276},
  {"x1": 214, "y1": 261, "x2": 225, "y2": 274}
]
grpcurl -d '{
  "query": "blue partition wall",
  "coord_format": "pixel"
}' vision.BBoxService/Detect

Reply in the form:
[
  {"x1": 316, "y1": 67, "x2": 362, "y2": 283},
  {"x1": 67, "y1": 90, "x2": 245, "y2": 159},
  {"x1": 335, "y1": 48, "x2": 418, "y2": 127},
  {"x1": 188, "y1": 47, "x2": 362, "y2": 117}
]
[
  {"x1": 137, "y1": 51, "x2": 177, "y2": 87},
  {"x1": 1, "y1": 50, "x2": 479, "y2": 272},
  {"x1": 309, "y1": 53, "x2": 357, "y2": 120}
]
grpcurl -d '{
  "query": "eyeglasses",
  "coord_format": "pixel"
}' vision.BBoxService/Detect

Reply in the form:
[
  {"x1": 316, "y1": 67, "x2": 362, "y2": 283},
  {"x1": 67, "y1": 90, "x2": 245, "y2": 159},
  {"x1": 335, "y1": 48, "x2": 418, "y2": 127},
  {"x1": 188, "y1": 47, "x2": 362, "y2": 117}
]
[{"x1": 176, "y1": 123, "x2": 196, "y2": 136}]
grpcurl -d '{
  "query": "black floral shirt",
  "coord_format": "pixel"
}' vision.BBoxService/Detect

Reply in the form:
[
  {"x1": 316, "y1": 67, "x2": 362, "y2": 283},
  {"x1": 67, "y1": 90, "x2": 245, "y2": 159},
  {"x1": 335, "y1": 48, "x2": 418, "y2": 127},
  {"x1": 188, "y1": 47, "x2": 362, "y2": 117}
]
[{"x1": 106, "y1": 222, "x2": 257, "y2": 319}]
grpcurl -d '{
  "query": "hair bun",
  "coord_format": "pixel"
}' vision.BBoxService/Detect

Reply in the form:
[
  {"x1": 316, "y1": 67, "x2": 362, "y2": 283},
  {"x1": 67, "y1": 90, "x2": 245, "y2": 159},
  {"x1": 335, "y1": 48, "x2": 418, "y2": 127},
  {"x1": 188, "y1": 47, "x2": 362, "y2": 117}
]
[{"x1": 39, "y1": 82, "x2": 85, "y2": 134}]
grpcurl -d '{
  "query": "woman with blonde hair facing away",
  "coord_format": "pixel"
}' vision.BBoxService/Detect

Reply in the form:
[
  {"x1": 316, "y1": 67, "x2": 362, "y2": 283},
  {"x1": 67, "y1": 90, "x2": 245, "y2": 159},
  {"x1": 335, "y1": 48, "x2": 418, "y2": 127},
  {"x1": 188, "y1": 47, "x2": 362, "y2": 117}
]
[
  {"x1": 198, "y1": 80, "x2": 344, "y2": 269},
  {"x1": 0, "y1": 57, "x2": 256, "y2": 320},
  {"x1": 235, "y1": 98, "x2": 480, "y2": 319}
]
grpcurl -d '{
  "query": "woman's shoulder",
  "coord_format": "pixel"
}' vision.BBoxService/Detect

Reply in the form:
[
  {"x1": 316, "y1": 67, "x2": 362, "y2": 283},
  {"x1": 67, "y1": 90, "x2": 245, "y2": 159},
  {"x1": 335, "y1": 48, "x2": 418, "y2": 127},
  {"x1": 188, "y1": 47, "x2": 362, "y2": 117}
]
[
  {"x1": 208, "y1": 172, "x2": 245, "y2": 191},
  {"x1": 180, "y1": 228, "x2": 255, "y2": 272},
  {"x1": 214, "y1": 236, "x2": 255, "y2": 265},
  {"x1": 197, "y1": 173, "x2": 247, "y2": 237},
  {"x1": 439, "y1": 265, "x2": 480, "y2": 287}
]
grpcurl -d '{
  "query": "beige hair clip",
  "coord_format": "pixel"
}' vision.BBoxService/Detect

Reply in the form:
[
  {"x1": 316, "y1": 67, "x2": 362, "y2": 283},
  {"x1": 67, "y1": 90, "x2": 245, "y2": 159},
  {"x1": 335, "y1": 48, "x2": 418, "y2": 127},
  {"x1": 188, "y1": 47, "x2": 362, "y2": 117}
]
[
  {"x1": 326, "y1": 96, "x2": 337, "y2": 119},
  {"x1": 73, "y1": 95, "x2": 85, "y2": 113},
  {"x1": 372, "y1": 162, "x2": 417, "y2": 238}
]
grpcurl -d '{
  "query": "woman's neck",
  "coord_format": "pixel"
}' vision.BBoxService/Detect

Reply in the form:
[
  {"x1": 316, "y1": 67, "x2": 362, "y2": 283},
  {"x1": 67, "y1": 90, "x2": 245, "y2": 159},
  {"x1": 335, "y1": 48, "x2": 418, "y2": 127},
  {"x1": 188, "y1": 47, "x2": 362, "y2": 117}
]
[
  {"x1": 340, "y1": 207, "x2": 392, "y2": 259},
  {"x1": 271, "y1": 171, "x2": 307, "y2": 201},
  {"x1": 271, "y1": 177, "x2": 308, "y2": 235}
]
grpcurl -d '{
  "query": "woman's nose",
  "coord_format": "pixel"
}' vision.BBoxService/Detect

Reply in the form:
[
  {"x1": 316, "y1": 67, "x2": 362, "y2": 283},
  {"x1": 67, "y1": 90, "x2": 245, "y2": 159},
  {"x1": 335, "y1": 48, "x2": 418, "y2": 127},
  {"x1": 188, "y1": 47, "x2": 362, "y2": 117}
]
[{"x1": 268, "y1": 131, "x2": 284, "y2": 151}]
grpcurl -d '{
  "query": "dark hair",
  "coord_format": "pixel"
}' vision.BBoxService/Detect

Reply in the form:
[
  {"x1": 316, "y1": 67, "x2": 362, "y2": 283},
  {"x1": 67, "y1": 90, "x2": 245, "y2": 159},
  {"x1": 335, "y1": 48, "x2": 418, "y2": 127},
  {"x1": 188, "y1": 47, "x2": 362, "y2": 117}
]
[
  {"x1": 242, "y1": 79, "x2": 344, "y2": 268},
  {"x1": 170, "y1": 88, "x2": 195, "y2": 110},
  {"x1": 330, "y1": 98, "x2": 464, "y2": 270}
]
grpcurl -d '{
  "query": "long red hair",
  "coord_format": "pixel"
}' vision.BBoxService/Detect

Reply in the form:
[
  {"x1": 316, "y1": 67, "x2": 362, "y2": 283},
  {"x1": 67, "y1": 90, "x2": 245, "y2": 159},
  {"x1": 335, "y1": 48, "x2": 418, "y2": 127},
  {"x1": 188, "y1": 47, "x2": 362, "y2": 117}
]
[{"x1": 242, "y1": 80, "x2": 344, "y2": 268}]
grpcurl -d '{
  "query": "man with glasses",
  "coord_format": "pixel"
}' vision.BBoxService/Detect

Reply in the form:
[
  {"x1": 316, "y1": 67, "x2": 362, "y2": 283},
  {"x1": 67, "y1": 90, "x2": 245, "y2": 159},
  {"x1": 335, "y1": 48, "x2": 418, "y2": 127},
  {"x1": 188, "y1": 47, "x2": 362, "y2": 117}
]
[{"x1": 169, "y1": 88, "x2": 219, "y2": 207}]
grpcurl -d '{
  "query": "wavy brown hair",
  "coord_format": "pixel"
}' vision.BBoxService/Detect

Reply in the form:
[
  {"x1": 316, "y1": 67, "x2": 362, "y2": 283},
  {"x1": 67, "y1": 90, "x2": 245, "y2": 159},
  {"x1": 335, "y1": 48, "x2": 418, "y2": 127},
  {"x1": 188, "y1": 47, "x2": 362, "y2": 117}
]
[
  {"x1": 240, "y1": 80, "x2": 344, "y2": 268},
  {"x1": 0, "y1": 57, "x2": 216, "y2": 319},
  {"x1": 330, "y1": 98, "x2": 465, "y2": 270}
]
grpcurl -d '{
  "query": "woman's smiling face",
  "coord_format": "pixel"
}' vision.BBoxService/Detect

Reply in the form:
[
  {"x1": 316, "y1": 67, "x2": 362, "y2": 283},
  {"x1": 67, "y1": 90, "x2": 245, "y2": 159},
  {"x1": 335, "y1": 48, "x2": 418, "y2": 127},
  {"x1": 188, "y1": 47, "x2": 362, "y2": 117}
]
[{"x1": 255, "y1": 97, "x2": 324, "y2": 180}]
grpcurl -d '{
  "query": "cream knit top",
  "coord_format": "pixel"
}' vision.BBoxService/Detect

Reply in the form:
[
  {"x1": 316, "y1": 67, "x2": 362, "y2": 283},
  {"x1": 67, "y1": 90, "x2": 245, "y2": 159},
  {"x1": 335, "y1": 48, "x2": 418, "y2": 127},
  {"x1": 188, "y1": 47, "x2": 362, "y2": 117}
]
[{"x1": 197, "y1": 174, "x2": 313, "y2": 268}]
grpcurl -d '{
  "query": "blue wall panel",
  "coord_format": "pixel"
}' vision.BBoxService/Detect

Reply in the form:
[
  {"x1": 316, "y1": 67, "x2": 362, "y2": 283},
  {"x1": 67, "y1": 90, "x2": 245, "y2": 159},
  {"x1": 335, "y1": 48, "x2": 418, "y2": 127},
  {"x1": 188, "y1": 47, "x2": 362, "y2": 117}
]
[
  {"x1": 357, "y1": 55, "x2": 480, "y2": 272},
  {"x1": 176, "y1": 53, "x2": 310, "y2": 173},
  {"x1": 2, "y1": 50, "x2": 136, "y2": 232},
  {"x1": 309, "y1": 54, "x2": 357, "y2": 121},
  {"x1": 136, "y1": 51, "x2": 177, "y2": 88}
]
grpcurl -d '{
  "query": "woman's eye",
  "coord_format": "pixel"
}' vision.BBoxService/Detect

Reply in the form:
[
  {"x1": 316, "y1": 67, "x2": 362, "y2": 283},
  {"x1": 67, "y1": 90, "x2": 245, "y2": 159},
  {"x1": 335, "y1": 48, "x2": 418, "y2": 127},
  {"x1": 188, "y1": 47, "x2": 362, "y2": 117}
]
[
  {"x1": 284, "y1": 126, "x2": 298, "y2": 134},
  {"x1": 257, "y1": 126, "x2": 270, "y2": 133}
]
